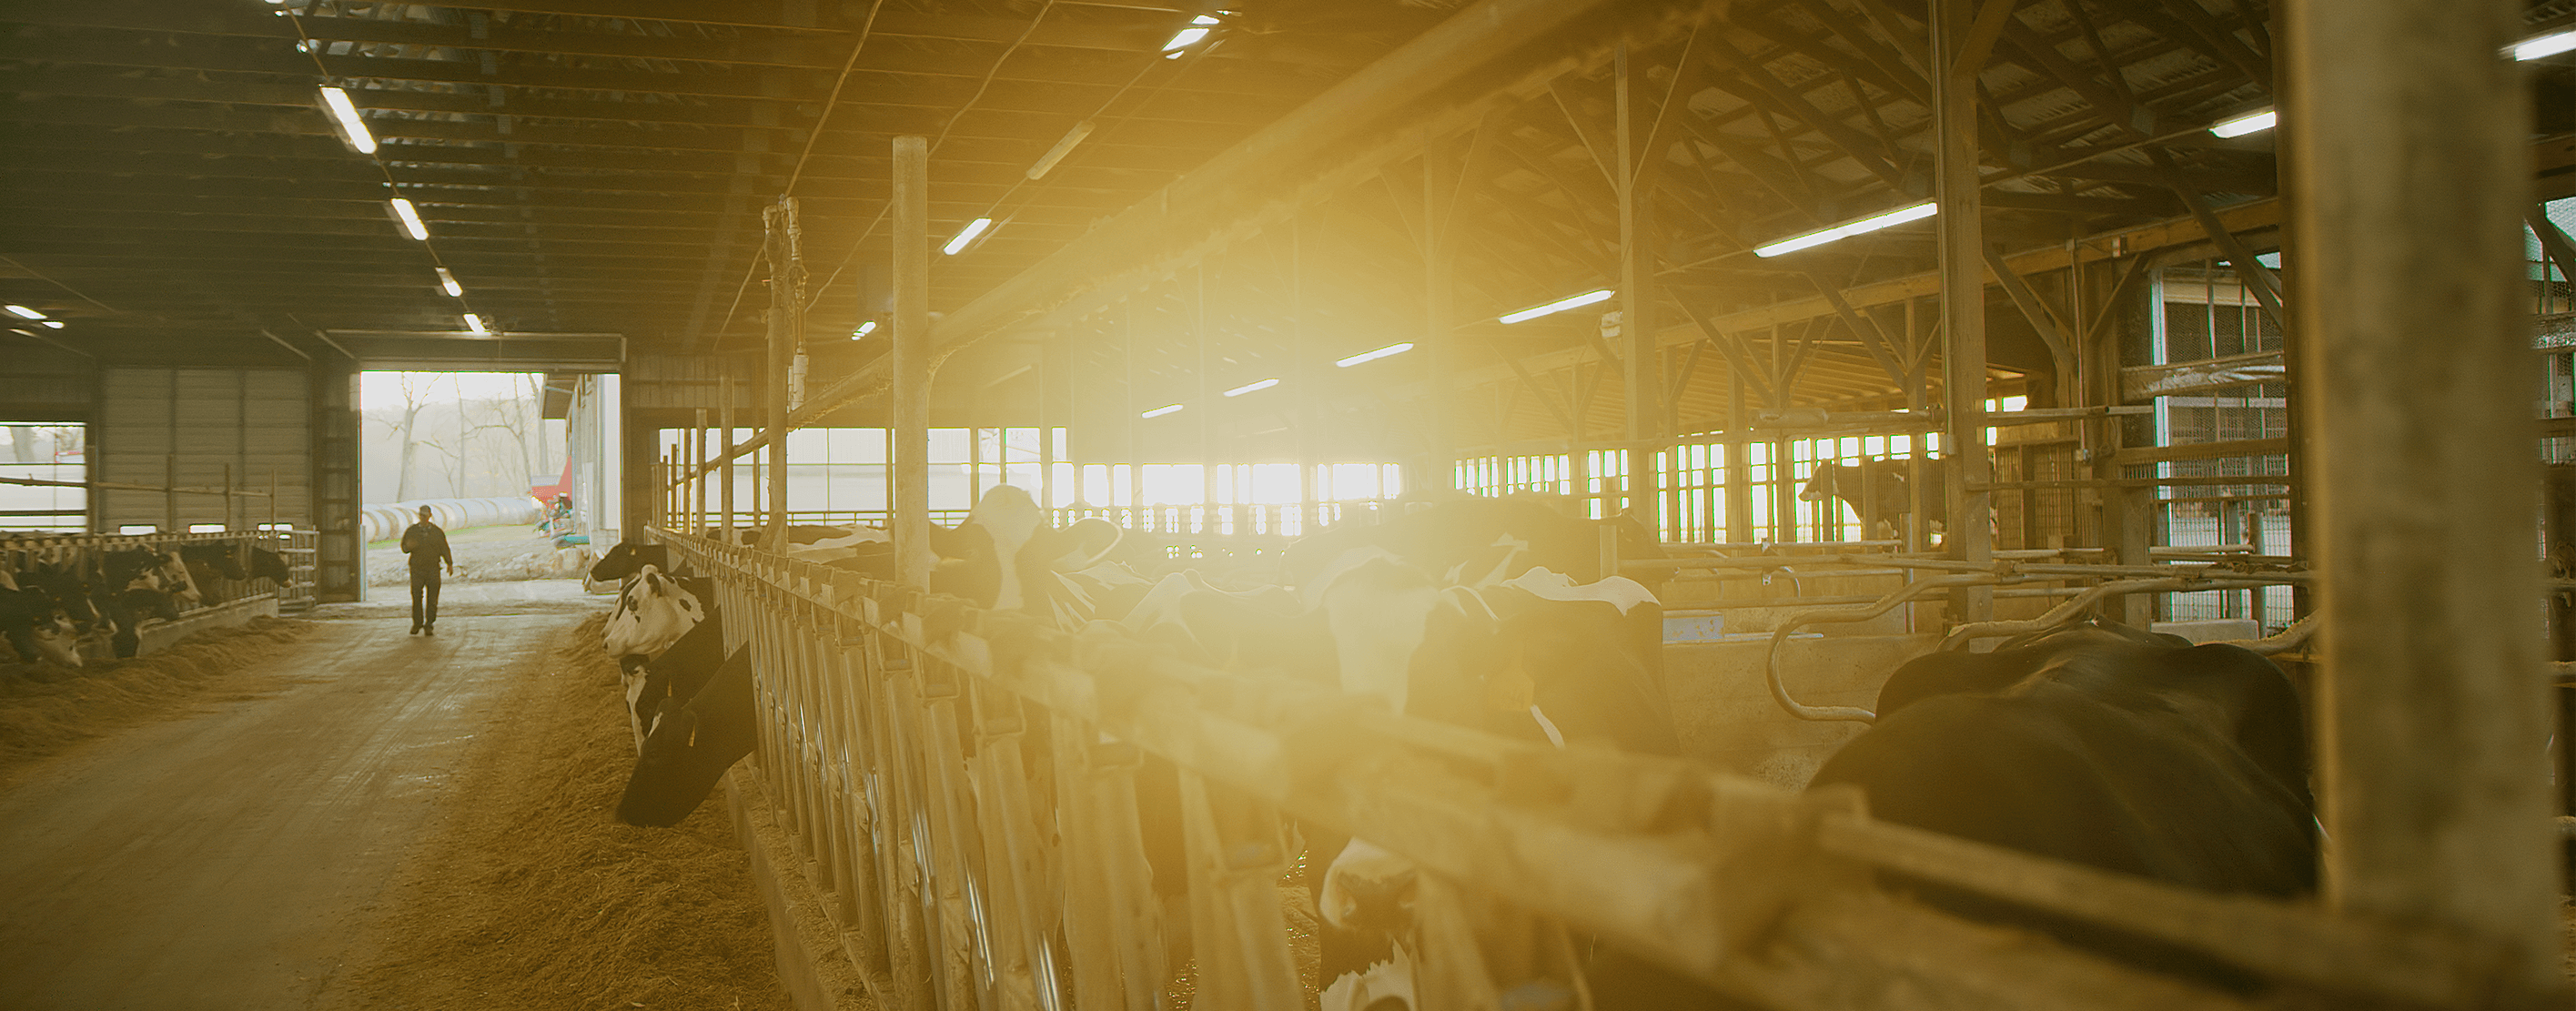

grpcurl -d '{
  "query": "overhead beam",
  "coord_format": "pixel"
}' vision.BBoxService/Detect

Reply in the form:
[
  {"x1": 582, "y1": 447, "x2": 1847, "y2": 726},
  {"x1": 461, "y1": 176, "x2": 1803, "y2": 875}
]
[{"x1": 792, "y1": 0, "x2": 1713, "y2": 421}]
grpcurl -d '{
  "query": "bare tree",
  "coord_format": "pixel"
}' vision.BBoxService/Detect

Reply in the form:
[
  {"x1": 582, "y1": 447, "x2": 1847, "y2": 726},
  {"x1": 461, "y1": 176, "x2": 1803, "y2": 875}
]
[
  {"x1": 384, "y1": 373, "x2": 438, "y2": 500},
  {"x1": 470, "y1": 374, "x2": 542, "y2": 493}
]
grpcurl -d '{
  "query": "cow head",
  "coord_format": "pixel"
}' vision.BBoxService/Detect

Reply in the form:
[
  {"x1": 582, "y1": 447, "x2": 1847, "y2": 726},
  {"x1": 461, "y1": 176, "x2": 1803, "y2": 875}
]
[
  {"x1": 116, "y1": 586, "x2": 178, "y2": 623},
  {"x1": 25, "y1": 563, "x2": 100, "y2": 629},
  {"x1": 591, "y1": 541, "x2": 670, "y2": 582},
  {"x1": 28, "y1": 612, "x2": 81, "y2": 667},
  {"x1": 603, "y1": 565, "x2": 705, "y2": 658},
  {"x1": 249, "y1": 548, "x2": 292, "y2": 584},
  {"x1": 183, "y1": 542, "x2": 248, "y2": 581},
  {"x1": 929, "y1": 486, "x2": 1125, "y2": 623}
]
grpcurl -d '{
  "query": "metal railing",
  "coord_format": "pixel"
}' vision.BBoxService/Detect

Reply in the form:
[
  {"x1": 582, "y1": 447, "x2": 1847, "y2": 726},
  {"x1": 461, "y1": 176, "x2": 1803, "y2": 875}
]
[
  {"x1": 0, "y1": 527, "x2": 309, "y2": 629},
  {"x1": 657, "y1": 531, "x2": 2561, "y2": 1011}
]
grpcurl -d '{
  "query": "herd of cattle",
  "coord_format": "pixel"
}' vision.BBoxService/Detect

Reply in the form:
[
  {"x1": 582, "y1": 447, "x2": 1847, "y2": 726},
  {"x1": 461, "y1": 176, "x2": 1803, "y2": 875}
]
[
  {"x1": 588, "y1": 484, "x2": 2315, "y2": 1004},
  {"x1": 0, "y1": 540, "x2": 292, "y2": 668}
]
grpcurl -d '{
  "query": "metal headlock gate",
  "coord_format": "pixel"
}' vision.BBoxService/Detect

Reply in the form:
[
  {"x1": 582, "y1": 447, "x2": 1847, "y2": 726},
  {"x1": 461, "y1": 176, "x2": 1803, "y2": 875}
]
[{"x1": 658, "y1": 531, "x2": 2566, "y2": 1011}]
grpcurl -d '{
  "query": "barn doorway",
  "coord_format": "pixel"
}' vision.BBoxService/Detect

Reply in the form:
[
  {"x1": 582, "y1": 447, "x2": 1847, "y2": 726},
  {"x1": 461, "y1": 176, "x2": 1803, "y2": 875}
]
[{"x1": 357, "y1": 371, "x2": 574, "y2": 592}]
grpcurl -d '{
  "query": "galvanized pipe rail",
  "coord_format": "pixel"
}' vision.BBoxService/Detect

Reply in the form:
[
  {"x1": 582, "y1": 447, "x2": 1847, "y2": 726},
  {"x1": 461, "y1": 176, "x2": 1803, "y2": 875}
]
[{"x1": 658, "y1": 531, "x2": 2565, "y2": 1010}]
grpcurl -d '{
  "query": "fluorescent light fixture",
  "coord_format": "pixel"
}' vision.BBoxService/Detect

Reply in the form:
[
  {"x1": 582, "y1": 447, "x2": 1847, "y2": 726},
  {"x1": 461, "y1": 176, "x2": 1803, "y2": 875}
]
[
  {"x1": 462, "y1": 313, "x2": 489, "y2": 335},
  {"x1": 318, "y1": 86, "x2": 377, "y2": 154},
  {"x1": 2516, "y1": 28, "x2": 2576, "y2": 60},
  {"x1": 851, "y1": 320, "x2": 877, "y2": 339},
  {"x1": 1027, "y1": 121, "x2": 1095, "y2": 180},
  {"x1": 943, "y1": 217, "x2": 994, "y2": 256},
  {"x1": 435, "y1": 267, "x2": 462, "y2": 297},
  {"x1": 5, "y1": 304, "x2": 45, "y2": 319},
  {"x1": 1335, "y1": 342, "x2": 1414, "y2": 368},
  {"x1": 1162, "y1": 14, "x2": 1218, "y2": 57},
  {"x1": 1140, "y1": 404, "x2": 1185, "y2": 419},
  {"x1": 1499, "y1": 288, "x2": 1614, "y2": 324},
  {"x1": 1222, "y1": 378, "x2": 1278, "y2": 398},
  {"x1": 1753, "y1": 200, "x2": 1938, "y2": 258},
  {"x1": 387, "y1": 197, "x2": 429, "y2": 240},
  {"x1": 39, "y1": 320, "x2": 65, "y2": 329},
  {"x1": 2208, "y1": 109, "x2": 2277, "y2": 139}
]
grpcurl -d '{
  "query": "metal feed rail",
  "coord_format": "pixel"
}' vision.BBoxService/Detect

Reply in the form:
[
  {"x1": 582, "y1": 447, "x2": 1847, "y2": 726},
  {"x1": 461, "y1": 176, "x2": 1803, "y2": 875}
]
[{"x1": 657, "y1": 531, "x2": 2565, "y2": 1011}]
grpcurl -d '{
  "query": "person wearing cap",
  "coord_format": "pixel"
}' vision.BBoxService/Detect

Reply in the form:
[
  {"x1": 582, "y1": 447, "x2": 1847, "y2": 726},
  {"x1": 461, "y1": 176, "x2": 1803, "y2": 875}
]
[{"x1": 399, "y1": 505, "x2": 456, "y2": 634}]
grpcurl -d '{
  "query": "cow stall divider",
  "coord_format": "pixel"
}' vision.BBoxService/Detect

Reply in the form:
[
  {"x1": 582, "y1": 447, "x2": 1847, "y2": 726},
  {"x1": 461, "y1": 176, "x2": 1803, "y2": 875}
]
[{"x1": 655, "y1": 529, "x2": 2568, "y2": 1011}]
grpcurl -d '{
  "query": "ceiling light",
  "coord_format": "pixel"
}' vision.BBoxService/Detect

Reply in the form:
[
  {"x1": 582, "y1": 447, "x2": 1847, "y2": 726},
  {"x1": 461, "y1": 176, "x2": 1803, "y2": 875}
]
[
  {"x1": 387, "y1": 197, "x2": 429, "y2": 240},
  {"x1": 435, "y1": 267, "x2": 462, "y2": 297},
  {"x1": 2208, "y1": 109, "x2": 2277, "y2": 138},
  {"x1": 851, "y1": 320, "x2": 877, "y2": 339},
  {"x1": 1162, "y1": 14, "x2": 1219, "y2": 57},
  {"x1": 1027, "y1": 121, "x2": 1095, "y2": 180},
  {"x1": 318, "y1": 86, "x2": 377, "y2": 155},
  {"x1": 2515, "y1": 28, "x2": 2576, "y2": 60},
  {"x1": 1222, "y1": 378, "x2": 1278, "y2": 398},
  {"x1": 1335, "y1": 342, "x2": 1413, "y2": 368},
  {"x1": 463, "y1": 313, "x2": 488, "y2": 336},
  {"x1": 1140, "y1": 404, "x2": 1185, "y2": 419},
  {"x1": 5, "y1": 305, "x2": 45, "y2": 319},
  {"x1": 39, "y1": 320, "x2": 65, "y2": 329},
  {"x1": 943, "y1": 217, "x2": 994, "y2": 256},
  {"x1": 1499, "y1": 288, "x2": 1614, "y2": 324},
  {"x1": 1753, "y1": 200, "x2": 1938, "y2": 258}
]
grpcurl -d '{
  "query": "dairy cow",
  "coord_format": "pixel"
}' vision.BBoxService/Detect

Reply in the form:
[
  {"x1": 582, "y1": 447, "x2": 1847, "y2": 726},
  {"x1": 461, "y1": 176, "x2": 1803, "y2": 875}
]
[
  {"x1": 0, "y1": 570, "x2": 81, "y2": 667},
  {"x1": 1798, "y1": 458, "x2": 1948, "y2": 541},
  {"x1": 616, "y1": 645, "x2": 756, "y2": 827},
  {"x1": 602, "y1": 564, "x2": 706, "y2": 662},
  {"x1": 248, "y1": 546, "x2": 292, "y2": 584},
  {"x1": 1809, "y1": 622, "x2": 2314, "y2": 982},
  {"x1": 1119, "y1": 499, "x2": 1686, "y2": 1006},
  {"x1": 623, "y1": 606, "x2": 728, "y2": 743}
]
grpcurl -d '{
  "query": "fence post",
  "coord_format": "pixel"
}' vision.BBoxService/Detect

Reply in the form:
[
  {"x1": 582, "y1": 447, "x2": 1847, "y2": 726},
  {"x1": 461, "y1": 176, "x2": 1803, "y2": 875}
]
[{"x1": 2286, "y1": 0, "x2": 2562, "y2": 985}]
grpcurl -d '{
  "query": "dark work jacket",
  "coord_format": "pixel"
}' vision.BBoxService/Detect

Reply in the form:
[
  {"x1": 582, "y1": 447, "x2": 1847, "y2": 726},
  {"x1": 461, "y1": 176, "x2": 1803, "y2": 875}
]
[{"x1": 400, "y1": 521, "x2": 453, "y2": 572}]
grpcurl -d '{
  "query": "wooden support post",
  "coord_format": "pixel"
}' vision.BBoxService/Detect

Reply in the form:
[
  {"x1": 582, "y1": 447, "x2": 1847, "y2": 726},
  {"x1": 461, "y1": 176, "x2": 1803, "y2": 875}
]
[
  {"x1": 1424, "y1": 138, "x2": 1458, "y2": 497},
  {"x1": 692, "y1": 408, "x2": 708, "y2": 534},
  {"x1": 893, "y1": 136, "x2": 933, "y2": 587},
  {"x1": 721, "y1": 371, "x2": 735, "y2": 540},
  {"x1": 1617, "y1": 42, "x2": 1661, "y2": 529},
  {"x1": 1039, "y1": 333, "x2": 1057, "y2": 515},
  {"x1": 763, "y1": 196, "x2": 801, "y2": 551},
  {"x1": 1726, "y1": 375, "x2": 1753, "y2": 541},
  {"x1": 2285, "y1": 0, "x2": 2561, "y2": 985},
  {"x1": 1933, "y1": 0, "x2": 1996, "y2": 621},
  {"x1": 165, "y1": 454, "x2": 177, "y2": 532}
]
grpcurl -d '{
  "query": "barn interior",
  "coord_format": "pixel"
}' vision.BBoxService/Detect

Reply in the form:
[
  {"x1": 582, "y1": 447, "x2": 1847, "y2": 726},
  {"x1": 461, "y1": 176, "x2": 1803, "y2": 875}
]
[{"x1": 5, "y1": 0, "x2": 2574, "y2": 1007}]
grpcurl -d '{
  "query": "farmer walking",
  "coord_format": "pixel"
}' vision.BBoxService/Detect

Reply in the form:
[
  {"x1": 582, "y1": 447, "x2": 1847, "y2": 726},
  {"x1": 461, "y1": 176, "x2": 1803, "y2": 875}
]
[{"x1": 400, "y1": 505, "x2": 455, "y2": 634}]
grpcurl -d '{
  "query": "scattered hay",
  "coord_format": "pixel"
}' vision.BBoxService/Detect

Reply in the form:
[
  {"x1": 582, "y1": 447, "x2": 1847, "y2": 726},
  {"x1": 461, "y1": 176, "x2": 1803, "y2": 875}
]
[
  {"x1": 0, "y1": 616, "x2": 318, "y2": 776},
  {"x1": 319, "y1": 609, "x2": 793, "y2": 1011}
]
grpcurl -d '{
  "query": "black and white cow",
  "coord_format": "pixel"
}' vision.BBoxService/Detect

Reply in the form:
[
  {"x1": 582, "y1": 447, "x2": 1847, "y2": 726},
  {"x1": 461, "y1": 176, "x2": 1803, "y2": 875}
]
[
  {"x1": 247, "y1": 546, "x2": 292, "y2": 585},
  {"x1": 1118, "y1": 499, "x2": 1687, "y2": 1006},
  {"x1": 0, "y1": 569, "x2": 81, "y2": 667},
  {"x1": 1808, "y1": 621, "x2": 2314, "y2": 982},
  {"x1": 616, "y1": 645, "x2": 756, "y2": 827},
  {"x1": 589, "y1": 541, "x2": 671, "y2": 583},
  {"x1": 624, "y1": 607, "x2": 728, "y2": 740},
  {"x1": 1797, "y1": 458, "x2": 1948, "y2": 541},
  {"x1": 602, "y1": 564, "x2": 707, "y2": 664}
]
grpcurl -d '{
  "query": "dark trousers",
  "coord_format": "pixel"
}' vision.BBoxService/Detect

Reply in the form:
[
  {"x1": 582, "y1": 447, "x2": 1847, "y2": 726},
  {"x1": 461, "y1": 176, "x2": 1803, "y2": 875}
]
[{"x1": 409, "y1": 566, "x2": 442, "y2": 629}]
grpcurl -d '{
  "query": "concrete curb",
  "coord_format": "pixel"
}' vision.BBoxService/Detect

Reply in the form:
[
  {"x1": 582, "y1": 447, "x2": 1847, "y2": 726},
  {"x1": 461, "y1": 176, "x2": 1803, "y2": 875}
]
[{"x1": 722, "y1": 767, "x2": 876, "y2": 1011}]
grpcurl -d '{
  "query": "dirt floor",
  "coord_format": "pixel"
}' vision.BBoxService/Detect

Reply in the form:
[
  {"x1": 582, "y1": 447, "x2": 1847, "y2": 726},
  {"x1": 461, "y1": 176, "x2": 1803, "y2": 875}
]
[
  {"x1": 365, "y1": 523, "x2": 589, "y2": 586},
  {"x1": 0, "y1": 581, "x2": 792, "y2": 1011}
]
